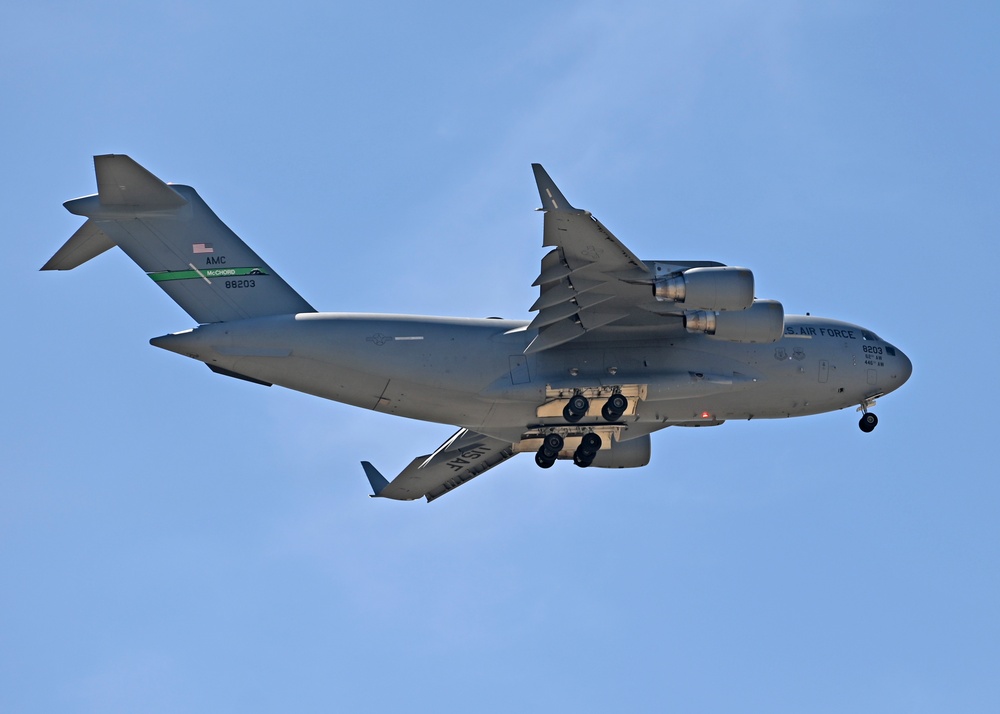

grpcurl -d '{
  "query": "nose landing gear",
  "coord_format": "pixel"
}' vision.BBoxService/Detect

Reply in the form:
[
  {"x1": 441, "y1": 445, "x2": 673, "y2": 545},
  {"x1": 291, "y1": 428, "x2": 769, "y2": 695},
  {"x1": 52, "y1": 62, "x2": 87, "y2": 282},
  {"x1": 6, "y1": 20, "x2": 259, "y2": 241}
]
[
  {"x1": 534, "y1": 431, "x2": 605, "y2": 468},
  {"x1": 859, "y1": 412, "x2": 878, "y2": 433},
  {"x1": 857, "y1": 398, "x2": 879, "y2": 433}
]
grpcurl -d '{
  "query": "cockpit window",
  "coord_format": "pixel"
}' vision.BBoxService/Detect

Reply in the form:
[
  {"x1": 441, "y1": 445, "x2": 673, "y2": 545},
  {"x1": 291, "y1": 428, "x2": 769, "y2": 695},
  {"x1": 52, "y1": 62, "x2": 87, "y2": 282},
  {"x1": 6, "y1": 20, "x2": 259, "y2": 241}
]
[
  {"x1": 861, "y1": 331, "x2": 880, "y2": 341},
  {"x1": 885, "y1": 345, "x2": 897, "y2": 356}
]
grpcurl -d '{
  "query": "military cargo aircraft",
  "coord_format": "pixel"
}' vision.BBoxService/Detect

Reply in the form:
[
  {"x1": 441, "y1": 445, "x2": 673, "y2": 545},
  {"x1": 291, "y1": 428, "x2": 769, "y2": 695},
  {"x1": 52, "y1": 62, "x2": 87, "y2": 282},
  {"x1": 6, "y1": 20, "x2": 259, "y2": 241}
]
[{"x1": 45, "y1": 156, "x2": 912, "y2": 502}]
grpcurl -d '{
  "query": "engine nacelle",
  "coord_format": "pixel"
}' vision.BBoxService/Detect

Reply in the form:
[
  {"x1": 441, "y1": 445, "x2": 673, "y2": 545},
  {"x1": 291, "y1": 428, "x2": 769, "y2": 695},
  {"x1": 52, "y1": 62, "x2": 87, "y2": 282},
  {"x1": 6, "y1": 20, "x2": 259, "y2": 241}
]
[
  {"x1": 684, "y1": 299, "x2": 784, "y2": 343},
  {"x1": 653, "y1": 266, "x2": 754, "y2": 311},
  {"x1": 589, "y1": 434, "x2": 651, "y2": 468}
]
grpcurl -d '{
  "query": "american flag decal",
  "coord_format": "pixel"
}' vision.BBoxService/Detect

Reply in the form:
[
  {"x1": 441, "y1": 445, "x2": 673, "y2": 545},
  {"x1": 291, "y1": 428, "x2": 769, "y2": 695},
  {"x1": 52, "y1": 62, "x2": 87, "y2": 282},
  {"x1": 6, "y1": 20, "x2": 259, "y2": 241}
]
[{"x1": 192, "y1": 243, "x2": 214, "y2": 254}]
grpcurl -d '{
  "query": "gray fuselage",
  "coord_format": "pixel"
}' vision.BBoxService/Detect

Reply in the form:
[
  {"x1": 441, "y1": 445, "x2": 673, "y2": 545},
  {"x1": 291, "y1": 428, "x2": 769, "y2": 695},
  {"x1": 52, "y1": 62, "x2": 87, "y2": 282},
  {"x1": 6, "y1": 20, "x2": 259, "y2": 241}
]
[{"x1": 152, "y1": 312, "x2": 912, "y2": 444}]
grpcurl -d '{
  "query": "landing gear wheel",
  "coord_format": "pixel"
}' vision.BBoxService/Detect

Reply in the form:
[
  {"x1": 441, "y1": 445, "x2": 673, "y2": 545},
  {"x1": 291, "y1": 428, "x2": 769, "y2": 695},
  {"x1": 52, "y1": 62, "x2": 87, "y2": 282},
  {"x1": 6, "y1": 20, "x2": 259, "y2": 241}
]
[
  {"x1": 535, "y1": 451, "x2": 556, "y2": 469},
  {"x1": 580, "y1": 433, "x2": 603, "y2": 452},
  {"x1": 601, "y1": 394, "x2": 629, "y2": 422},
  {"x1": 541, "y1": 433, "x2": 564, "y2": 458},
  {"x1": 563, "y1": 394, "x2": 589, "y2": 423},
  {"x1": 573, "y1": 433, "x2": 603, "y2": 468},
  {"x1": 536, "y1": 433, "x2": 564, "y2": 468},
  {"x1": 573, "y1": 451, "x2": 595, "y2": 468},
  {"x1": 859, "y1": 412, "x2": 878, "y2": 433}
]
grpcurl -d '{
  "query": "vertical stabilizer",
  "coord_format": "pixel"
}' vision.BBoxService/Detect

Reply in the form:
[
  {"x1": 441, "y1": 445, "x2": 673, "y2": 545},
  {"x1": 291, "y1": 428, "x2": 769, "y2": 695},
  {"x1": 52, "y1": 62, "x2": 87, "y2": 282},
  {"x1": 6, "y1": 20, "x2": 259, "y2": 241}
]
[{"x1": 44, "y1": 155, "x2": 315, "y2": 323}]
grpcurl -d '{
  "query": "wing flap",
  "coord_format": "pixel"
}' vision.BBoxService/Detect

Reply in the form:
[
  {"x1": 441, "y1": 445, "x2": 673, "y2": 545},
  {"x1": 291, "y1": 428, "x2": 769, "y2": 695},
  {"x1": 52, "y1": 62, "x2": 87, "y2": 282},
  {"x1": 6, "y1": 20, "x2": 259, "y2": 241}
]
[
  {"x1": 526, "y1": 165, "x2": 660, "y2": 353},
  {"x1": 532, "y1": 258, "x2": 589, "y2": 286},
  {"x1": 524, "y1": 318, "x2": 586, "y2": 353},
  {"x1": 528, "y1": 300, "x2": 583, "y2": 330},
  {"x1": 530, "y1": 281, "x2": 578, "y2": 311},
  {"x1": 577, "y1": 309, "x2": 628, "y2": 331}
]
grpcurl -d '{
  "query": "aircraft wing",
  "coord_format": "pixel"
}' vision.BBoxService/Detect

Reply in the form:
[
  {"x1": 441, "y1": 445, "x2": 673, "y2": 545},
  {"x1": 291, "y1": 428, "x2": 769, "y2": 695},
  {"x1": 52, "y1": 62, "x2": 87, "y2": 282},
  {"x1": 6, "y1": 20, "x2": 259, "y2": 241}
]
[
  {"x1": 361, "y1": 428, "x2": 516, "y2": 502},
  {"x1": 526, "y1": 164, "x2": 699, "y2": 353}
]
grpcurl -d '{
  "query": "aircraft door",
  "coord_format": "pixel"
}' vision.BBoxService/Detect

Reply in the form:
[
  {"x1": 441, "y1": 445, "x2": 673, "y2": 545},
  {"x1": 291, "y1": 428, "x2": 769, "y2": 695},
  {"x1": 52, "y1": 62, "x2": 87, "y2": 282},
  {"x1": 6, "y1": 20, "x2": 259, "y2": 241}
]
[
  {"x1": 818, "y1": 359, "x2": 829, "y2": 383},
  {"x1": 509, "y1": 355, "x2": 531, "y2": 385}
]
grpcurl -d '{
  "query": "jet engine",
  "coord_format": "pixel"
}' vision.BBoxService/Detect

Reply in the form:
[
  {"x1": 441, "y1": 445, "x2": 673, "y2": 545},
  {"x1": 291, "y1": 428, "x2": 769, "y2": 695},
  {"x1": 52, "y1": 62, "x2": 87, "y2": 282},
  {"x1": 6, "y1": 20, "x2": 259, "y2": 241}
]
[
  {"x1": 653, "y1": 266, "x2": 754, "y2": 311},
  {"x1": 684, "y1": 299, "x2": 784, "y2": 343}
]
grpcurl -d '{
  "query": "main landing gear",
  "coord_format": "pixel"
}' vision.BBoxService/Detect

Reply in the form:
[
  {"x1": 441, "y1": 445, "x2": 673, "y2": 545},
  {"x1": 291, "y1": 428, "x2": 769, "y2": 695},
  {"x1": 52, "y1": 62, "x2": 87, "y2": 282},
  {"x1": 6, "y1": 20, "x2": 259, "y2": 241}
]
[
  {"x1": 536, "y1": 392, "x2": 628, "y2": 469},
  {"x1": 573, "y1": 433, "x2": 602, "y2": 468},
  {"x1": 602, "y1": 393, "x2": 629, "y2": 422},
  {"x1": 561, "y1": 393, "x2": 629, "y2": 423},
  {"x1": 535, "y1": 390, "x2": 638, "y2": 469},
  {"x1": 535, "y1": 433, "x2": 564, "y2": 469},
  {"x1": 562, "y1": 394, "x2": 589, "y2": 423},
  {"x1": 534, "y1": 432, "x2": 605, "y2": 469}
]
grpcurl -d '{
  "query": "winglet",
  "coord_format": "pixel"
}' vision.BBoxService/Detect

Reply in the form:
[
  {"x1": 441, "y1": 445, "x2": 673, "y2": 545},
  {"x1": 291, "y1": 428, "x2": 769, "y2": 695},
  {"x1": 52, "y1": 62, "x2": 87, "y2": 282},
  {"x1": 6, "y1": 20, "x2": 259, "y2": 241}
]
[
  {"x1": 532, "y1": 163, "x2": 577, "y2": 212},
  {"x1": 361, "y1": 461, "x2": 390, "y2": 498}
]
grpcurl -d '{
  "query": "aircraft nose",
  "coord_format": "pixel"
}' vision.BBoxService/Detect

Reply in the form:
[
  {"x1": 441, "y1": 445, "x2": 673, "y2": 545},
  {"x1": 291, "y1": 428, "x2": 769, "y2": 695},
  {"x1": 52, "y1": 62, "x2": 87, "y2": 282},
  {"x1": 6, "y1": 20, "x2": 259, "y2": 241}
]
[{"x1": 894, "y1": 347, "x2": 913, "y2": 386}]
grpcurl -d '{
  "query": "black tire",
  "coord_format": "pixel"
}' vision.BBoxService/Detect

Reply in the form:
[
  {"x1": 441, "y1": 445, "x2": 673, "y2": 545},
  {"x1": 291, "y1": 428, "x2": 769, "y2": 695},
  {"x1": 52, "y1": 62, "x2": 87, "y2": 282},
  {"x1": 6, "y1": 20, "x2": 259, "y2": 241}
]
[
  {"x1": 535, "y1": 451, "x2": 555, "y2": 468},
  {"x1": 580, "y1": 433, "x2": 603, "y2": 452},
  {"x1": 602, "y1": 394, "x2": 628, "y2": 421},
  {"x1": 563, "y1": 394, "x2": 589, "y2": 422},
  {"x1": 859, "y1": 412, "x2": 878, "y2": 433},
  {"x1": 542, "y1": 434, "x2": 563, "y2": 456}
]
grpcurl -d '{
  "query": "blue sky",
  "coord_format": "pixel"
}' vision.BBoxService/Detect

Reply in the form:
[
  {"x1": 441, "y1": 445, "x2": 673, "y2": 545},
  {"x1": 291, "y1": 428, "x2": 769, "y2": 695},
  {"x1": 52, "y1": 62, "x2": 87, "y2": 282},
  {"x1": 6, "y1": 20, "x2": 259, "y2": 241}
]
[{"x1": 3, "y1": 1, "x2": 999, "y2": 711}]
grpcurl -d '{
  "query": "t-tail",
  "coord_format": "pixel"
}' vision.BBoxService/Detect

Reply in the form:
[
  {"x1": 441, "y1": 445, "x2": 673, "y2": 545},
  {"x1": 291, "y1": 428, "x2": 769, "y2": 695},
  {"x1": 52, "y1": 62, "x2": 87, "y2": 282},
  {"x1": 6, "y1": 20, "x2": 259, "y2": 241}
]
[{"x1": 43, "y1": 155, "x2": 315, "y2": 323}]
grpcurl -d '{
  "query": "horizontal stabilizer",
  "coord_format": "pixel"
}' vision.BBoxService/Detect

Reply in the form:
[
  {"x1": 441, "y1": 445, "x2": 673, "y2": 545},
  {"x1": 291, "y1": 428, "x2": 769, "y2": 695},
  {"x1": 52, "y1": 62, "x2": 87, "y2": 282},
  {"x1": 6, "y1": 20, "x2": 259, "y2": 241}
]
[
  {"x1": 363, "y1": 428, "x2": 516, "y2": 502},
  {"x1": 94, "y1": 154, "x2": 187, "y2": 208},
  {"x1": 41, "y1": 220, "x2": 114, "y2": 271}
]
